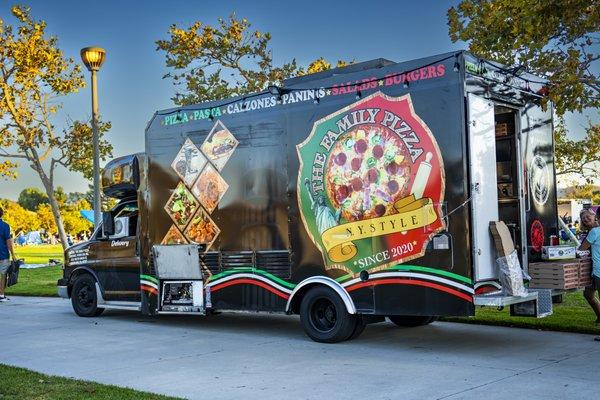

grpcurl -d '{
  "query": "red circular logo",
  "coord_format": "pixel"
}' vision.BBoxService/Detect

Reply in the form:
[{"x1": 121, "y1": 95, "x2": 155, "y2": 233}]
[{"x1": 530, "y1": 220, "x2": 544, "y2": 252}]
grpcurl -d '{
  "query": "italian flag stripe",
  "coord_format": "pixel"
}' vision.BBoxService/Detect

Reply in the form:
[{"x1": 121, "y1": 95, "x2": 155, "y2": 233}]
[
  {"x1": 346, "y1": 278, "x2": 473, "y2": 303},
  {"x1": 207, "y1": 267, "x2": 296, "y2": 289},
  {"x1": 140, "y1": 280, "x2": 158, "y2": 290},
  {"x1": 210, "y1": 278, "x2": 290, "y2": 300},
  {"x1": 140, "y1": 274, "x2": 158, "y2": 284}
]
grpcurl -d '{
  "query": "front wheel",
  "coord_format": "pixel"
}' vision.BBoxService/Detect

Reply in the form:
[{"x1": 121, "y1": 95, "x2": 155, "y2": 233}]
[
  {"x1": 300, "y1": 286, "x2": 360, "y2": 343},
  {"x1": 387, "y1": 315, "x2": 437, "y2": 327},
  {"x1": 71, "y1": 274, "x2": 104, "y2": 317}
]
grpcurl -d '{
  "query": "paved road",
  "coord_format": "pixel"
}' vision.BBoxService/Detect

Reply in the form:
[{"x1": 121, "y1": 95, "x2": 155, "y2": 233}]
[{"x1": 1, "y1": 297, "x2": 599, "y2": 400}]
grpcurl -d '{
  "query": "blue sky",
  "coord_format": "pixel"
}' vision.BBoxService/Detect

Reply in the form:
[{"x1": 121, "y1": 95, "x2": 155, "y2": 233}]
[{"x1": 0, "y1": 0, "x2": 596, "y2": 199}]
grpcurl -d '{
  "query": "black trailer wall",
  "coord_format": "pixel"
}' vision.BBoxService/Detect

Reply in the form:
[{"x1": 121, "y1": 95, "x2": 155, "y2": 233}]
[{"x1": 144, "y1": 52, "x2": 474, "y2": 316}]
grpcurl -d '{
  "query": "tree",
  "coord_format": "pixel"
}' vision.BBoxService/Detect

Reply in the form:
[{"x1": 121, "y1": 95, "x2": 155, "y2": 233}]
[
  {"x1": 156, "y1": 14, "x2": 349, "y2": 105},
  {"x1": 62, "y1": 199, "x2": 93, "y2": 236},
  {"x1": 448, "y1": 1, "x2": 600, "y2": 183},
  {"x1": 0, "y1": 198, "x2": 39, "y2": 234},
  {"x1": 17, "y1": 187, "x2": 48, "y2": 211},
  {"x1": 554, "y1": 122, "x2": 600, "y2": 182},
  {"x1": 36, "y1": 203, "x2": 56, "y2": 234},
  {"x1": 0, "y1": 6, "x2": 113, "y2": 250}
]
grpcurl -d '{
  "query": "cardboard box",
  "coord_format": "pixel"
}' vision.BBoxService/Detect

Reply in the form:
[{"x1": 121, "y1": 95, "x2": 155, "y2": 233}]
[
  {"x1": 489, "y1": 221, "x2": 515, "y2": 257},
  {"x1": 541, "y1": 246, "x2": 576, "y2": 260},
  {"x1": 495, "y1": 123, "x2": 508, "y2": 136},
  {"x1": 529, "y1": 258, "x2": 592, "y2": 289}
]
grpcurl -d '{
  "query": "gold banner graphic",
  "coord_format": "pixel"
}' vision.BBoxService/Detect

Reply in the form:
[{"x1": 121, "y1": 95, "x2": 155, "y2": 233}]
[{"x1": 322, "y1": 195, "x2": 439, "y2": 263}]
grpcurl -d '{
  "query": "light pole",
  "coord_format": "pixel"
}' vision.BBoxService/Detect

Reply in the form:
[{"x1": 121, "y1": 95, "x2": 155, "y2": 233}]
[{"x1": 80, "y1": 47, "x2": 106, "y2": 228}]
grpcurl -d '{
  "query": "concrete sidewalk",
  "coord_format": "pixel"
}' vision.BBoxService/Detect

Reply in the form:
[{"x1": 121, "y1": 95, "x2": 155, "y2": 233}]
[{"x1": 1, "y1": 296, "x2": 599, "y2": 399}]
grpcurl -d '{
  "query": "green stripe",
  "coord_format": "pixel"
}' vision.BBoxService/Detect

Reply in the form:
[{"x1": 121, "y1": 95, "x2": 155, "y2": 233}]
[
  {"x1": 140, "y1": 274, "x2": 158, "y2": 284},
  {"x1": 336, "y1": 265, "x2": 472, "y2": 285},
  {"x1": 207, "y1": 267, "x2": 296, "y2": 289}
]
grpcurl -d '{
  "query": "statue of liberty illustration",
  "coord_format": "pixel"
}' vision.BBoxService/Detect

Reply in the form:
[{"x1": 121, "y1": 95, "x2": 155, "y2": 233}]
[{"x1": 304, "y1": 178, "x2": 341, "y2": 234}]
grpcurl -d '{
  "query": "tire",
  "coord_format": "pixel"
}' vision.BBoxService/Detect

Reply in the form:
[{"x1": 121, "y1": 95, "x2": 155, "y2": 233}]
[
  {"x1": 300, "y1": 286, "x2": 358, "y2": 343},
  {"x1": 347, "y1": 319, "x2": 366, "y2": 341},
  {"x1": 387, "y1": 315, "x2": 437, "y2": 327},
  {"x1": 71, "y1": 274, "x2": 104, "y2": 317}
]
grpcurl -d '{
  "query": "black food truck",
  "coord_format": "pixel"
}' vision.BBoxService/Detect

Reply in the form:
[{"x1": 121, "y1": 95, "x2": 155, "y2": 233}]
[{"x1": 58, "y1": 51, "x2": 563, "y2": 342}]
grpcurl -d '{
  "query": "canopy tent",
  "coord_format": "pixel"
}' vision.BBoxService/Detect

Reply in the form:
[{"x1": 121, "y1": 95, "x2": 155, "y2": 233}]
[{"x1": 80, "y1": 210, "x2": 94, "y2": 224}]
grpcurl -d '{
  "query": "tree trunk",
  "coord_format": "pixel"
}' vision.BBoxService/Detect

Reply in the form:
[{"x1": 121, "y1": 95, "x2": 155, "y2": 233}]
[{"x1": 29, "y1": 150, "x2": 69, "y2": 251}]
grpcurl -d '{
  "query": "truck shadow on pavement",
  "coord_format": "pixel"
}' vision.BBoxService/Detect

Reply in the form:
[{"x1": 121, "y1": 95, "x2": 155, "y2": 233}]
[{"x1": 88, "y1": 309, "x2": 550, "y2": 354}]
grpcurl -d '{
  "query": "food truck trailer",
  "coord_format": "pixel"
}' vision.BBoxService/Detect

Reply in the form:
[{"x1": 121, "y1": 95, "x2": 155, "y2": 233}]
[{"x1": 58, "y1": 50, "x2": 571, "y2": 342}]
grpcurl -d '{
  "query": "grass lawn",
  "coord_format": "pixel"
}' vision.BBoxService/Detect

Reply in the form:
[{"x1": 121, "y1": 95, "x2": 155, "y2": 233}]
[
  {"x1": 0, "y1": 364, "x2": 181, "y2": 400},
  {"x1": 14, "y1": 244, "x2": 64, "y2": 265},
  {"x1": 5, "y1": 265, "x2": 62, "y2": 297},
  {"x1": 442, "y1": 291, "x2": 600, "y2": 335},
  {"x1": 4, "y1": 244, "x2": 65, "y2": 297}
]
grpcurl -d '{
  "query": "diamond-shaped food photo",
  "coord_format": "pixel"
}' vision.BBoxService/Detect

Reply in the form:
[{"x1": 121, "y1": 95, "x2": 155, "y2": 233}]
[
  {"x1": 164, "y1": 182, "x2": 199, "y2": 229},
  {"x1": 161, "y1": 225, "x2": 188, "y2": 245},
  {"x1": 184, "y1": 207, "x2": 220, "y2": 250},
  {"x1": 200, "y1": 121, "x2": 238, "y2": 171},
  {"x1": 171, "y1": 138, "x2": 207, "y2": 187},
  {"x1": 191, "y1": 164, "x2": 229, "y2": 213}
]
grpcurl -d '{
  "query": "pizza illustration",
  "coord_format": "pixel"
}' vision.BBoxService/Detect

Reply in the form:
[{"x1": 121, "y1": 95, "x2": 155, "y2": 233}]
[{"x1": 325, "y1": 125, "x2": 412, "y2": 221}]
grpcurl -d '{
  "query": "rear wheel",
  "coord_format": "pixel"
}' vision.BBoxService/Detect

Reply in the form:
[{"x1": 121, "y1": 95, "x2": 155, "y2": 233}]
[
  {"x1": 71, "y1": 274, "x2": 104, "y2": 317},
  {"x1": 300, "y1": 286, "x2": 359, "y2": 343},
  {"x1": 387, "y1": 315, "x2": 437, "y2": 327}
]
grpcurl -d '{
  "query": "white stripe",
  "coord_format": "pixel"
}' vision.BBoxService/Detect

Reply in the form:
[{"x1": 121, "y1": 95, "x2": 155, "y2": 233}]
[
  {"x1": 474, "y1": 281, "x2": 502, "y2": 290},
  {"x1": 140, "y1": 280, "x2": 158, "y2": 290},
  {"x1": 206, "y1": 273, "x2": 292, "y2": 294},
  {"x1": 342, "y1": 271, "x2": 474, "y2": 294}
]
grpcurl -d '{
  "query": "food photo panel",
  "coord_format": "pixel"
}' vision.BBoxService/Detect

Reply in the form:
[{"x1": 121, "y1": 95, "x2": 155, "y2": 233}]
[
  {"x1": 164, "y1": 182, "x2": 199, "y2": 230},
  {"x1": 184, "y1": 207, "x2": 220, "y2": 251},
  {"x1": 191, "y1": 163, "x2": 229, "y2": 214},
  {"x1": 171, "y1": 138, "x2": 207, "y2": 187},
  {"x1": 200, "y1": 120, "x2": 238, "y2": 171},
  {"x1": 161, "y1": 224, "x2": 188, "y2": 245}
]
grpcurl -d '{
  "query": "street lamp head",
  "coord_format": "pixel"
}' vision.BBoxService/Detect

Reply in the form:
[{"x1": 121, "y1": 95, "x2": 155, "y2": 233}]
[{"x1": 80, "y1": 47, "x2": 106, "y2": 72}]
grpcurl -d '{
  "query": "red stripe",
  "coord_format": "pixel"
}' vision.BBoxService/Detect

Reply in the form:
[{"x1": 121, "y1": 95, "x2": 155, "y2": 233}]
[
  {"x1": 140, "y1": 284, "x2": 158, "y2": 295},
  {"x1": 211, "y1": 278, "x2": 290, "y2": 300},
  {"x1": 475, "y1": 286, "x2": 499, "y2": 295},
  {"x1": 346, "y1": 278, "x2": 473, "y2": 303}
]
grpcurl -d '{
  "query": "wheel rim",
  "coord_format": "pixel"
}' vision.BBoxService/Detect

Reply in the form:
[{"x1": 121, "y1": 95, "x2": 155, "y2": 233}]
[
  {"x1": 77, "y1": 282, "x2": 94, "y2": 310},
  {"x1": 309, "y1": 297, "x2": 337, "y2": 333}
]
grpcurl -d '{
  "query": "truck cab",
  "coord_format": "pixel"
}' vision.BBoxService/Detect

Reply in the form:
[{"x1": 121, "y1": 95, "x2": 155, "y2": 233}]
[{"x1": 58, "y1": 154, "x2": 143, "y2": 315}]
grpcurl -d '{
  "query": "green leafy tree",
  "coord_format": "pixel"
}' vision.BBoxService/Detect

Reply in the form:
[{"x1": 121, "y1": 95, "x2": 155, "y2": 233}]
[
  {"x1": 448, "y1": 1, "x2": 600, "y2": 183},
  {"x1": 62, "y1": 199, "x2": 93, "y2": 236},
  {"x1": 156, "y1": 14, "x2": 349, "y2": 105},
  {"x1": 0, "y1": 198, "x2": 39, "y2": 234},
  {"x1": 17, "y1": 187, "x2": 48, "y2": 211},
  {"x1": 554, "y1": 122, "x2": 600, "y2": 183},
  {"x1": 0, "y1": 6, "x2": 113, "y2": 250}
]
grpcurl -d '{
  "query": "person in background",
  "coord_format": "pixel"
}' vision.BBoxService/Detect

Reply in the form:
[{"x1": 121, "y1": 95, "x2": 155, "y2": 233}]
[
  {"x1": 0, "y1": 207, "x2": 16, "y2": 302},
  {"x1": 579, "y1": 209, "x2": 600, "y2": 326}
]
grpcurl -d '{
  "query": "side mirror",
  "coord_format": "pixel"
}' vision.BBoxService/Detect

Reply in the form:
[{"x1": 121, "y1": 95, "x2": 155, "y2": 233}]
[{"x1": 102, "y1": 212, "x2": 115, "y2": 237}]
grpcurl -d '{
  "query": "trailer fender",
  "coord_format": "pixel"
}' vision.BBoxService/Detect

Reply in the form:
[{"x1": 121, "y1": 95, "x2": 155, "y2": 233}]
[{"x1": 286, "y1": 276, "x2": 357, "y2": 315}]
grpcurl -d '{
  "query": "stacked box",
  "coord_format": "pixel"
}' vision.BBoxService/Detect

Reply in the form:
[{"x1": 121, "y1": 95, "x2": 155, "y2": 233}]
[
  {"x1": 529, "y1": 262, "x2": 579, "y2": 289},
  {"x1": 579, "y1": 258, "x2": 592, "y2": 287},
  {"x1": 529, "y1": 259, "x2": 593, "y2": 289}
]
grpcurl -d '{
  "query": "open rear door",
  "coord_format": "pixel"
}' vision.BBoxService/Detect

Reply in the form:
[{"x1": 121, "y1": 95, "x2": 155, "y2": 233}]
[{"x1": 467, "y1": 94, "x2": 499, "y2": 282}]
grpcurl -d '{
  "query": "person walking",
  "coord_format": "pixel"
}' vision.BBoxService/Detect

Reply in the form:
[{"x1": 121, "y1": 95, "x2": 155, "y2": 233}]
[
  {"x1": 579, "y1": 210, "x2": 600, "y2": 325},
  {"x1": 0, "y1": 207, "x2": 16, "y2": 302}
]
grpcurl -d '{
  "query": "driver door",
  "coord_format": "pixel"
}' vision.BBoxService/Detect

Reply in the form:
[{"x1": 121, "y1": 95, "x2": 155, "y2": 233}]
[{"x1": 95, "y1": 202, "x2": 140, "y2": 301}]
